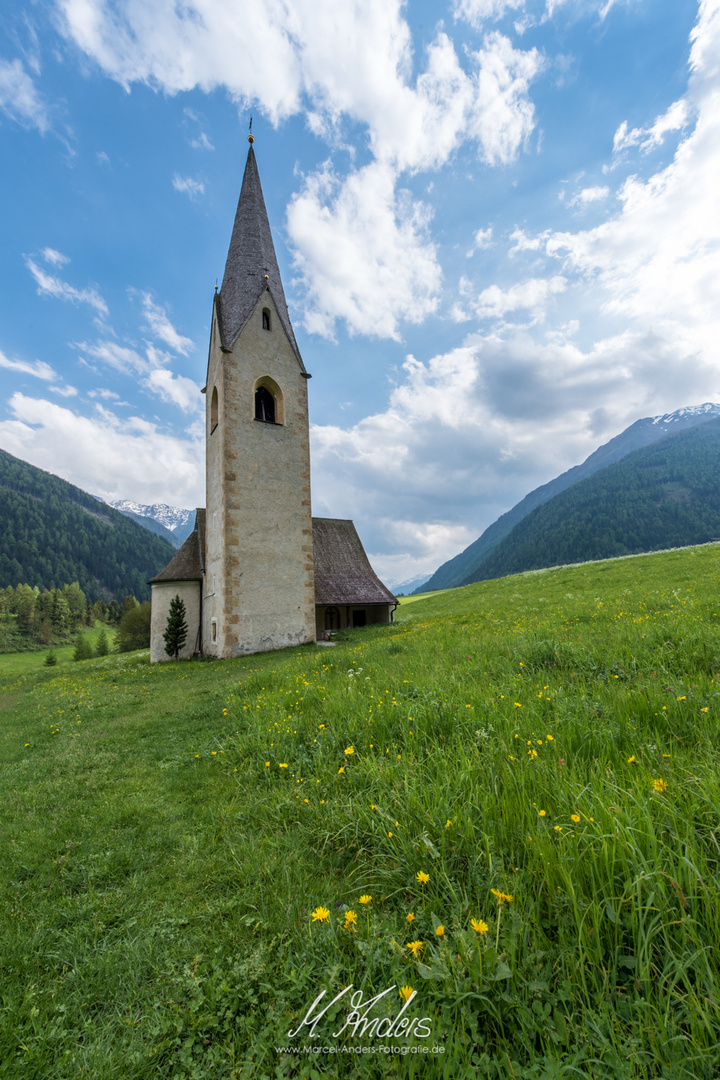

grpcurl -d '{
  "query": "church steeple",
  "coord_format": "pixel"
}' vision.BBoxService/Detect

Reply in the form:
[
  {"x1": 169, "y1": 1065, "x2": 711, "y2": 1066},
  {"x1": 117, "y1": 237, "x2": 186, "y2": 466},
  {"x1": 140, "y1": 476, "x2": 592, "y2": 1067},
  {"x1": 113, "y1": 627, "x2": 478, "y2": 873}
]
[{"x1": 217, "y1": 141, "x2": 305, "y2": 370}]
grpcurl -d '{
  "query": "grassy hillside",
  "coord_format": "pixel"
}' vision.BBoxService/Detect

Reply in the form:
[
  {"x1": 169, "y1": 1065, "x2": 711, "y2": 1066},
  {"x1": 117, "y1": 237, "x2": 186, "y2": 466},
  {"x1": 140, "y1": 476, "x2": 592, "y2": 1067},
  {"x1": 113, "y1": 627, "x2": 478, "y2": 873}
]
[
  {"x1": 0, "y1": 448, "x2": 176, "y2": 601},
  {"x1": 465, "y1": 418, "x2": 720, "y2": 584},
  {"x1": 2, "y1": 546, "x2": 720, "y2": 1078}
]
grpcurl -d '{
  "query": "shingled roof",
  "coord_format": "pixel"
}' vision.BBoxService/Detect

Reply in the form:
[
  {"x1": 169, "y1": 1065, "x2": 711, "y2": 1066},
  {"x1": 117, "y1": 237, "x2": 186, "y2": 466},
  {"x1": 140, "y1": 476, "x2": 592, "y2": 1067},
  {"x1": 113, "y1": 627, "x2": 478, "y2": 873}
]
[
  {"x1": 150, "y1": 512, "x2": 395, "y2": 607},
  {"x1": 217, "y1": 144, "x2": 305, "y2": 370},
  {"x1": 312, "y1": 518, "x2": 396, "y2": 606},
  {"x1": 148, "y1": 510, "x2": 205, "y2": 584}
]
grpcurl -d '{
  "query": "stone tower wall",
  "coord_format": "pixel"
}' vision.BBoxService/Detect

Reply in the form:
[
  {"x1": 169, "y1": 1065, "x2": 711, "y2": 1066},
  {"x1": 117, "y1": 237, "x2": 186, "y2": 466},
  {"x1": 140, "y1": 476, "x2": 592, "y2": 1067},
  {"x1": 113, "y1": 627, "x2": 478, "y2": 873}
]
[{"x1": 203, "y1": 290, "x2": 315, "y2": 657}]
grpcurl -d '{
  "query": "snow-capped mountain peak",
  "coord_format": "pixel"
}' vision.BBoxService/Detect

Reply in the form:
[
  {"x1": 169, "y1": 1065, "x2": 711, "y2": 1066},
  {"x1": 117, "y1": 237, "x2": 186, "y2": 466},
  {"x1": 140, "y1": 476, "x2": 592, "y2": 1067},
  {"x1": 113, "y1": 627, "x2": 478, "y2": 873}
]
[{"x1": 108, "y1": 500, "x2": 194, "y2": 533}]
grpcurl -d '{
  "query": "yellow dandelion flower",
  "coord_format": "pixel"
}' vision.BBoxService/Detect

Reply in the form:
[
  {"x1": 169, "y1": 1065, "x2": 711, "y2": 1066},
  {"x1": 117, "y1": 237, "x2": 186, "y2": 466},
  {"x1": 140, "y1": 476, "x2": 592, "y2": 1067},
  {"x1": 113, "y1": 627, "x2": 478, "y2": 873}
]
[
  {"x1": 445, "y1": 819, "x2": 452, "y2": 828},
  {"x1": 399, "y1": 985, "x2": 414, "y2": 1002},
  {"x1": 627, "y1": 755, "x2": 636, "y2": 763},
  {"x1": 311, "y1": 906, "x2": 330, "y2": 923},
  {"x1": 344, "y1": 746, "x2": 355, "y2": 755},
  {"x1": 471, "y1": 918, "x2": 489, "y2": 934},
  {"x1": 279, "y1": 763, "x2": 288, "y2": 768},
  {"x1": 406, "y1": 912, "x2": 415, "y2": 923},
  {"x1": 491, "y1": 888, "x2": 513, "y2": 904},
  {"x1": 407, "y1": 940, "x2": 424, "y2": 957},
  {"x1": 416, "y1": 871, "x2": 430, "y2": 885},
  {"x1": 435, "y1": 925, "x2": 445, "y2": 938},
  {"x1": 546, "y1": 734, "x2": 554, "y2": 741},
  {"x1": 265, "y1": 761, "x2": 270, "y2": 767},
  {"x1": 554, "y1": 825, "x2": 562, "y2": 832},
  {"x1": 538, "y1": 809, "x2": 546, "y2": 817},
  {"x1": 344, "y1": 910, "x2": 357, "y2": 927},
  {"x1": 653, "y1": 778, "x2": 668, "y2": 793},
  {"x1": 359, "y1": 894, "x2": 372, "y2": 905},
  {"x1": 571, "y1": 814, "x2": 580, "y2": 823},
  {"x1": 338, "y1": 766, "x2": 345, "y2": 774}
]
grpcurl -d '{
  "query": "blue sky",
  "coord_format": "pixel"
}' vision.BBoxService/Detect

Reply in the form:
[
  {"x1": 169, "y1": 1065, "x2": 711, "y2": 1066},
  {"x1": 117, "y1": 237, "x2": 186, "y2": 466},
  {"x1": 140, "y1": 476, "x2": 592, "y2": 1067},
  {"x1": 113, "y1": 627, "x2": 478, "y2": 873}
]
[{"x1": 0, "y1": 0, "x2": 717, "y2": 585}]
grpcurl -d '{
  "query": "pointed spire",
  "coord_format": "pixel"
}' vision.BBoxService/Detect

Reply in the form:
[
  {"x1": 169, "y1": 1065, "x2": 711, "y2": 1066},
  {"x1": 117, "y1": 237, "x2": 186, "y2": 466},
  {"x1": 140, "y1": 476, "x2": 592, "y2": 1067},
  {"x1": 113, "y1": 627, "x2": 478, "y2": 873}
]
[{"x1": 217, "y1": 142, "x2": 304, "y2": 369}]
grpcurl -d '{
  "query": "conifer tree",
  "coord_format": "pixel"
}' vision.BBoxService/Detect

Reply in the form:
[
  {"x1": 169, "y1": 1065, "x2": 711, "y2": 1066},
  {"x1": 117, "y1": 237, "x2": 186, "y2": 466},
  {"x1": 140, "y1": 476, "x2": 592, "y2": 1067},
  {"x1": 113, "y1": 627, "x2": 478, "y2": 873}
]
[
  {"x1": 73, "y1": 634, "x2": 93, "y2": 662},
  {"x1": 163, "y1": 595, "x2": 188, "y2": 660},
  {"x1": 95, "y1": 629, "x2": 110, "y2": 657}
]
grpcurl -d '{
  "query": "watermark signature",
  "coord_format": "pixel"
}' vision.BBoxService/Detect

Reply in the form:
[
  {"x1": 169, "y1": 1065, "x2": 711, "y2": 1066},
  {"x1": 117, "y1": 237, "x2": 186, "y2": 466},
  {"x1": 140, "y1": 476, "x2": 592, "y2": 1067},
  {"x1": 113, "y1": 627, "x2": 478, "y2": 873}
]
[{"x1": 284, "y1": 984, "x2": 441, "y2": 1050}]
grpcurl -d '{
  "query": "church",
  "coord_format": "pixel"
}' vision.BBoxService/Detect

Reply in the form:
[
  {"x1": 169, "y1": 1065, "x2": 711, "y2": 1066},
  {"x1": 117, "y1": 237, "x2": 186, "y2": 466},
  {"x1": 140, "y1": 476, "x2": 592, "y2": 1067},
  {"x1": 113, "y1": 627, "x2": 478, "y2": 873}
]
[{"x1": 148, "y1": 136, "x2": 397, "y2": 662}]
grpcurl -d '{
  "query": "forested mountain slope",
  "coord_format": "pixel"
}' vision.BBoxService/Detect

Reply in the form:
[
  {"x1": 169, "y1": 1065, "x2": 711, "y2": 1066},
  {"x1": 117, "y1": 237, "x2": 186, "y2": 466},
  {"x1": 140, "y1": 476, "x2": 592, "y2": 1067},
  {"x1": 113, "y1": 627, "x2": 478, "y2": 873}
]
[
  {"x1": 0, "y1": 449, "x2": 176, "y2": 601},
  {"x1": 462, "y1": 417, "x2": 720, "y2": 584},
  {"x1": 418, "y1": 403, "x2": 720, "y2": 593}
]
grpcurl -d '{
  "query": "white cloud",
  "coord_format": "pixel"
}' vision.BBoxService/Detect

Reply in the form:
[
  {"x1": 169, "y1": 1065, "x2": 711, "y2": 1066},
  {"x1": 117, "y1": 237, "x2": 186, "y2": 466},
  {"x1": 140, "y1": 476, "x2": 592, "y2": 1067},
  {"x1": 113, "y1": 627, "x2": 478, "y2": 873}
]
[
  {"x1": 76, "y1": 339, "x2": 148, "y2": 374},
  {"x1": 58, "y1": 0, "x2": 542, "y2": 338},
  {"x1": 466, "y1": 226, "x2": 494, "y2": 256},
  {"x1": 453, "y1": 0, "x2": 525, "y2": 28},
  {"x1": 25, "y1": 257, "x2": 108, "y2": 315},
  {"x1": 288, "y1": 162, "x2": 441, "y2": 340},
  {"x1": 544, "y1": 0, "x2": 720, "y2": 366},
  {"x1": 145, "y1": 369, "x2": 201, "y2": 412},
  {"x1": 0, "y1": 57, "x2": 49, "y2": 133},
  {"x1": 0, "y1": 349, "x2": 56, "y2": 381},
  {"x1": 465, "y1": 32, "x2": 541, "y2": 166},
  {"x1": 50, "y1": 384, "x2": 79, "y2": 397},
  {"x1": 508, "y1": 226, "x2": 549, "y2": 255},
  {"x1": 475, "y1": 274, "x2": 567, "y2": 320},
  {"x1": 613, "y1": 99, "x2": 689, "y2": 156},
  {"x1": 141, "y1": 293, "x2": 193, "y2": 354},
  {"x1": 0, "y1": 393, "x2": 204, "y2": 505},
  {"x1": 172, "y1": 174, "x2": 205, "y2": 199},
  {"x1": 41, "y1": 247, "x2": 71, "y2": 267},
  {"x1": 568, "y1": 185, "x2": 609, "y2": 206}
]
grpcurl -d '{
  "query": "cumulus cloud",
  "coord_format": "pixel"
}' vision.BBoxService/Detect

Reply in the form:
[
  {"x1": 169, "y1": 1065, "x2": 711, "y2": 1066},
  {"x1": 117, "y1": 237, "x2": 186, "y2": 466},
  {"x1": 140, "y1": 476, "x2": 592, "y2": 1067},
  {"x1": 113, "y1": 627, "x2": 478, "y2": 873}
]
[
  {"x1": 0, "y1": 350, "x2": 56, "y2": 381},
  {"x1": 0, "y1": 393, "x2": 204, "y2": 505},
  {"x1": 57, "y1": 0, "x2": 542, "y2": 338},
  {"x1": 544, "y1": 0, "x2": 720, "y2": 365},
  {"x1": 466, "y1": 227, "x2": 494, "y2": 256},
  {"x1": 25, "y1": 257, "x2": 108, "y2": 315},
  {"x1": 141, "y1": 293, "x2": 193, "y2": 354},
  {"x1": 613, "y1": 99, "x2": 689, "y2": 156},
  {"x1": 0, "y1": 57, "x2": 50, "y2": 133},
  {"x1": 144, "y1": 369, "x2": 201, "y2": 412},
  {"x1": 568, "y1": 185, "x2": 609, "y2": 206},
  {"x1": 475, "y1": 274, "x2": 567, "y2": 321},
  {"x1": 288, "y1": 162, "x2": 441, "y2": 340},
  {"x1": 453, "y1": 0, "x2": 525, "y2": 28},
  {"x1": 172, "y1": 174, "x2": 205, "y2": 199}
]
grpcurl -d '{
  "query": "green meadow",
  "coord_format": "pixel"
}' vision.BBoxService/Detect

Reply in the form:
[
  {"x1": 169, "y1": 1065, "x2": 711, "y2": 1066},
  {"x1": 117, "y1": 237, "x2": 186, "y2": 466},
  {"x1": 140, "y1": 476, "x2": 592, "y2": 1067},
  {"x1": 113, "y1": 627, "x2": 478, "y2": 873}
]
[{"x1": 2, "y1": 546, "x2": 720, "y2": 1079}]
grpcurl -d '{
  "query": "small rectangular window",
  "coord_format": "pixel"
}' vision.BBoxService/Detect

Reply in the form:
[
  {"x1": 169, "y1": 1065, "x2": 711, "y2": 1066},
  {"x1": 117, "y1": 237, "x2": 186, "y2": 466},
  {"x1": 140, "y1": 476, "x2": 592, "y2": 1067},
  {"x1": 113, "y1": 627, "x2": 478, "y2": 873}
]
[{"x1": 211, "y1": 619, "x2": 217, "y2": 643}]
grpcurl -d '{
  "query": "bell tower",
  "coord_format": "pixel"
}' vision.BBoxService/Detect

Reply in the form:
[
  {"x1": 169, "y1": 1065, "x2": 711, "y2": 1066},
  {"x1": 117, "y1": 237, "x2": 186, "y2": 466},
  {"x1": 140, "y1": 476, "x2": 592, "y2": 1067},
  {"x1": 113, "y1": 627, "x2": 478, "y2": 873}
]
[{"x1": 203, "y1": 136, "x2": 315, "y2": 657}]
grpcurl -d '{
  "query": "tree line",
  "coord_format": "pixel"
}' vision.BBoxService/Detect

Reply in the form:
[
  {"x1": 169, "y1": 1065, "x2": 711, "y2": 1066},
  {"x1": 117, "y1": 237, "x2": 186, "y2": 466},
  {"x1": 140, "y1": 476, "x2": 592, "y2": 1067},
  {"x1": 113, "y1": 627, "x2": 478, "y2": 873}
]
[{"x1": 0, "y1": 582, "x2": 152, "y2": 653}]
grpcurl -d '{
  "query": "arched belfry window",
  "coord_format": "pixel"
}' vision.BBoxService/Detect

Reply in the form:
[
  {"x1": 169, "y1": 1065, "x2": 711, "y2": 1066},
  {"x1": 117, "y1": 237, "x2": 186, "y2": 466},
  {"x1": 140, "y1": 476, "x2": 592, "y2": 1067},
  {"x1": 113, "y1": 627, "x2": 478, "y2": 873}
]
[
  {"x1": 253, "y1": 376, "x2": 284, "y2": 425},
  {"x1": 255, "y1": 386, "x2": 275, "y2": 423},
  {"x1": 262, "y1": 308, "x2": 271, "y2": 331},
  {"x1": 210, "y1": 386, "x2": 219, "y2": 433}
]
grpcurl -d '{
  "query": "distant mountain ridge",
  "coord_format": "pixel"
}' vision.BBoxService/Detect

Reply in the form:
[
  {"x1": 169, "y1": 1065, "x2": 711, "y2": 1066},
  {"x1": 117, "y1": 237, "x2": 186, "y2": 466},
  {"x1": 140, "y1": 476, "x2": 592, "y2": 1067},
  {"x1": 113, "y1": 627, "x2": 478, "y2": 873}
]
[
  {"x1": 0, "y1": 449, "x2": 176, "y2": 601},
  {"x1": 463, "y1": 416, "x2": 720, "y2": 583},
  {"x1": 108, "y1": 500, "x2": 196, "y2": 544},
  {"x1": 418, "y1": 403, "x2": 720, "y2": 593}
]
